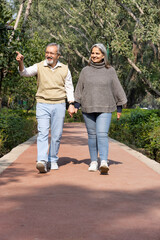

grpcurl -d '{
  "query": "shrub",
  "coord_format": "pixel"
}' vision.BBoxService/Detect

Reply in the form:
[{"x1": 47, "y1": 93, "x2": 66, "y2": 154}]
[
  {"x1": 1, "y1": 108, "x2": 159, "y2": 162},
  {"x1": 109, "y1": 108, "x2": 160, "y2": 161},
  {"x1": 0, "y1": 108, "x2": 84, "y2": 157},
  {"x1": 0, "y1": 108, "x2": 37, "y2": 157}
]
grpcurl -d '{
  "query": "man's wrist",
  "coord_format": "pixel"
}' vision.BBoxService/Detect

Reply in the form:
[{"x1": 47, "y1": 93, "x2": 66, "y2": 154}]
[{"x1": 69, "y1": 102, "x2": 74, "y2": 106}]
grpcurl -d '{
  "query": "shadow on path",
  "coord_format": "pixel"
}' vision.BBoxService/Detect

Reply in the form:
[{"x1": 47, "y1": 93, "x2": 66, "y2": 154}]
[
  {"x1": 58, "y1": 157, "x2": 123, "y2": 167},
  {"x1": 0, "y1": 182, "x2": 160, "y2": 240}
]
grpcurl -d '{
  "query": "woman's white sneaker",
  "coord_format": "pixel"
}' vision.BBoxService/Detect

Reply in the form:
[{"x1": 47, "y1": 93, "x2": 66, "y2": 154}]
[
  {"x1": 99, "y1": 160, "x2": 109, "y2": 174},
  {"x1": 51, "y1": 162, "x2": 59, "y2": 170},
  {"x1": 88, "y1": 161, "x2": 98, "y2": 172}
]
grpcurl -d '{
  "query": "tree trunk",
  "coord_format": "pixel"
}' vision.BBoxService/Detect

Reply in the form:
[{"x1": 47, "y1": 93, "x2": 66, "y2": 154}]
[
  {"x1": 0, "y1": 69, "x2": 4, "y2": 109},
  {"x1": 22, "y1": 0, "x2": 33, "y2": 33},
  {"x1": 127, "y1": 58, "x2": 160, "y2": 97},
  {"x1": 8, "y1": 0, "x2": 26, "y2": 44}
]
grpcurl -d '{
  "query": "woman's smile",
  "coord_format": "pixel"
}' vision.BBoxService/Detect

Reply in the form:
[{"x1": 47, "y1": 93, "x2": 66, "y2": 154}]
[{"x1": 91, "y1": 47, "x2": 104, "y2": 63}]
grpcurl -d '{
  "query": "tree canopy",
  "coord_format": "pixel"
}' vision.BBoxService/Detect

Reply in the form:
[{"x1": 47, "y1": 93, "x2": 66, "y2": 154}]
[{"x1": 0, "y1": 0, "x2": 160, "y2": 109}]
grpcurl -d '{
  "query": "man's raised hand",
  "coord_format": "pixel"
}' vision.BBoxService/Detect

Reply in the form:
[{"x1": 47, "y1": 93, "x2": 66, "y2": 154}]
[{"x1": 16, "y1": 51, "x2": 24, "y2": 62}]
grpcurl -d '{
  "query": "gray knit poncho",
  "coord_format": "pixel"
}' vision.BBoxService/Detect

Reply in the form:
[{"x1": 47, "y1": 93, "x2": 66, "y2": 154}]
[{"x1": 75, "y1": 61, "x2": 127, "y2": 113}]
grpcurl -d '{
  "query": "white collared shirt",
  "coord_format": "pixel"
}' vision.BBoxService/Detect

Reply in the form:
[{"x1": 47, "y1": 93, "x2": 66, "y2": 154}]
[{"x1": 19, "y1": 60, "x2": 74, "y2": 102}]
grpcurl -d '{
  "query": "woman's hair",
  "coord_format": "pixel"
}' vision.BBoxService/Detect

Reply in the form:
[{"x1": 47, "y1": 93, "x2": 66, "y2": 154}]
[
  {"x1": 45, "y1": 43, "x2": 61, "y2": 55},
  {"x1": 88, "y1": 43, "x2": 110, "y2": 68}
]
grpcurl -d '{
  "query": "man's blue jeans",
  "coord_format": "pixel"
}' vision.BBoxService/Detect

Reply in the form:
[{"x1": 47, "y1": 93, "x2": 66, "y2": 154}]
[
  {"x1": 83, "y1": 112, "x2": 112, "y2": 162},
  {"x1": 36, "y1": 102, "x2": 66, "y2": 163}
]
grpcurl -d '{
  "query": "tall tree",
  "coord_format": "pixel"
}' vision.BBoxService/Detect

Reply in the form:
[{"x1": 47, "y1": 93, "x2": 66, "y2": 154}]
[
  {"x1": 26, "y1": 0, "x2": 160, "y2": 107},
  {"x1": 0, "y1": 0, "x2": 37, "y2": 109},
  {"x1": 0, "y1": 0, "x2": 13, "y2": 107},
  {"x1": 1, "y1": 0, "x2": 160, "y2": 108}
]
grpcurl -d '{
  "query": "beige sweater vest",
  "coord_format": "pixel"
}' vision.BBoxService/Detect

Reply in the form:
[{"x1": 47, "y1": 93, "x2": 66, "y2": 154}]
[{"x1": 36, "y1": 61, "x2": 68, "y2": 103}]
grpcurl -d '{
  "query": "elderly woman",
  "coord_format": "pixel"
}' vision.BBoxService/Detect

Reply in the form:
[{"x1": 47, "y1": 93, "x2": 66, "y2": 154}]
[{"x1": 74, "y1": 43, "x2": 127, "y2": 174}]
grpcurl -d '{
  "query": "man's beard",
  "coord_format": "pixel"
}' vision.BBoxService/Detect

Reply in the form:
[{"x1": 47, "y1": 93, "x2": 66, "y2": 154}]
[{"x1": 46, "y1": 57, "x2": 54, "y2": 65}]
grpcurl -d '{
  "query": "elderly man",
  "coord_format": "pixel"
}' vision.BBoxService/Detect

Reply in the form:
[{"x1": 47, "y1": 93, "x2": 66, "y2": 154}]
[{"x1": 16, "y1": 43, "x2": 75, "y2": 173}]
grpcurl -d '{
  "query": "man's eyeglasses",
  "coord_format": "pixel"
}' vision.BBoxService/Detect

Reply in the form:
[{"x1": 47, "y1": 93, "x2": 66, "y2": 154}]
[{"x1": 45, "y1": 51, "x2": 58, "y2": 56}]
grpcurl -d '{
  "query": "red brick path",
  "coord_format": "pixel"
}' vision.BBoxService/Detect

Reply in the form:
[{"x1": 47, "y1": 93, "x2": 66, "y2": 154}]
[{"x1": 0, "y1": 123, "x2": 160, "y2": 240}]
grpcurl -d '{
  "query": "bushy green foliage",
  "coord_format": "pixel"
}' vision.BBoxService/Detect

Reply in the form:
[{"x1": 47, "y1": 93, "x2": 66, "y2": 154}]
[
  {"x1": 0, "y1": 108, "x2": 84, "y2": 157},
  {"x1": 0, "y1": 108, "x2": 37, "y2": 157},
  {"x1": 0, "y1": 108, "x2": 159, "y2": 163},
  {"x1": 26, "y1": 0, "x2": 160, "y2": 107},
  {"x1": 109, "y1": 108, "x2": 160, "y2": 162},
  {"x1": 1, "y1": 0, "x2": 160, "y2": 110}
]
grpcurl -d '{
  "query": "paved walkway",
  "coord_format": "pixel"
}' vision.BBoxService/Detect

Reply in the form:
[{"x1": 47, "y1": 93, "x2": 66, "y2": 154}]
[{"x1": 0, "y1": 123, "x2": 160, "y2": 240}]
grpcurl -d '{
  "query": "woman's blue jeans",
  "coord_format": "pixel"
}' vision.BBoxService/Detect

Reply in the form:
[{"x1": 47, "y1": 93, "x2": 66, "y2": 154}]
[
  {"x1": 36, "y1": 102, "x2": 66, "y2": 163},
  {"x1": 83, "y1": 112, "x2": 112, "y2": 162}
]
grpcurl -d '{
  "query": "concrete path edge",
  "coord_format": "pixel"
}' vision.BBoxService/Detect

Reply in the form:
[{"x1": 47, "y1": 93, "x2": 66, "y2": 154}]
[
  {"x1": 0, "y1": 135, "x2": 37, "y2": 174},
  {"x1": 109, "y1": 137, "x2": 160, "y2": 174}
]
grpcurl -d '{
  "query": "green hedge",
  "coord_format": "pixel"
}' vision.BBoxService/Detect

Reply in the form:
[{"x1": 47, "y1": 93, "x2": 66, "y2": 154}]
[
  {"x1": 0, "y1": 109, "x2": 37, "y2": 157},
  {"x1": 109, "y1": 109, "x2": 160, "y2": 162},
  {"x1": 0, "y1": 108, "x2": 83, "y2": 157},
  {"x1": 65, "y1": 108, "x2": 160, "y2": 162},
  {"x1": 0, "y1": 108, "x2": 159, "y2": 163}
]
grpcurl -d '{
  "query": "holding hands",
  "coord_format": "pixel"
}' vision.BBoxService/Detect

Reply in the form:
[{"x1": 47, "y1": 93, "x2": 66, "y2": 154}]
[
  {"x1": 68, "y1": 104, "x2": 122, "y2": 120},
  {"x1": 67, "y1": 104, "x2": 78, "y2": 118}
]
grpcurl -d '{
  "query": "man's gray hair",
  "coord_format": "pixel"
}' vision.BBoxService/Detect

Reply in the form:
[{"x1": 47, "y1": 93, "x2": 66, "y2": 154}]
[
  {"x1": 88, "y1": 43, "x2": 110, "y2": 68},
  {"x1": 46, "y1": 43, "x2": 61, "y2": 55}
]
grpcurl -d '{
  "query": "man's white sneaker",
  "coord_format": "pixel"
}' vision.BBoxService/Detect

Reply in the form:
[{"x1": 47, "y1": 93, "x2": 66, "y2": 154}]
[
  {"x1": 88, "y1": 161, "x2": 98, "y2": 172},
  {"x1": 51, "y1": 162, "x2": 59, "y2": 170},
  {"x1": 36, "y1": 161, "x2": 47, "y2": 173},
  {"x1": 99, "y1": 160, "x2": 109, "y2": 174}
]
